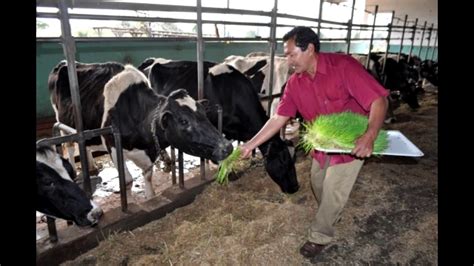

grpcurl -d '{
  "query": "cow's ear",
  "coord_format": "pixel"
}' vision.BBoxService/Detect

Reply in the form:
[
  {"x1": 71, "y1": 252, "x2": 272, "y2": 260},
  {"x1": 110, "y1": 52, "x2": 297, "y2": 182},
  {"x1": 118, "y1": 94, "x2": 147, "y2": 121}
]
[
  {"x1": 168, "y1": 89, "x2": 188, "y2": 100},
  {"x1": 197, "y1": 99, "x2": 209, "y2": 108},
  {"x1": 159, "y1": 111, "x2": 173, "y2": 129}
]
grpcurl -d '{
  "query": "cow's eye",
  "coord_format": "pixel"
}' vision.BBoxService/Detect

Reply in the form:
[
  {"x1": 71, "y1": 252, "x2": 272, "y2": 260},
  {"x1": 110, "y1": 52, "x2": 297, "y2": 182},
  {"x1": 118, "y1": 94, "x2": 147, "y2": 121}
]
[{"x1": 179, "y1": 118, "x2": 188, "y2": 126}]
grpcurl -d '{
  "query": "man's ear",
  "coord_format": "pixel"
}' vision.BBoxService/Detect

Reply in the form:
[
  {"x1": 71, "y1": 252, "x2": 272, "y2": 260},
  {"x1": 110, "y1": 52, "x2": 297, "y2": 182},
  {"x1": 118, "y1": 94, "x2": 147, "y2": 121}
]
[{"x1": 307, "y1": 43, "x2": 315, "y2": 53}]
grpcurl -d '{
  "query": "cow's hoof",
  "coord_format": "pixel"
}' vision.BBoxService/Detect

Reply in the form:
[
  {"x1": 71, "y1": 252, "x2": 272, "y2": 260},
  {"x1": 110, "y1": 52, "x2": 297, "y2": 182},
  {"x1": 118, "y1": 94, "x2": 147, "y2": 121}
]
[{"x1": 144, "y1": 190, "x2": 156, "y2": 200}]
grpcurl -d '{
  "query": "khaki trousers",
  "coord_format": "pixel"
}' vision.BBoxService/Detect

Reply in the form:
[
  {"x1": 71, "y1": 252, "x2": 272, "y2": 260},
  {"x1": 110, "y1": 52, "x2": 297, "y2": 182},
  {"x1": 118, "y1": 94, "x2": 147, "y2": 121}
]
[{"x1": 308, "y1": 157, "x2": 364, "y2": 245}]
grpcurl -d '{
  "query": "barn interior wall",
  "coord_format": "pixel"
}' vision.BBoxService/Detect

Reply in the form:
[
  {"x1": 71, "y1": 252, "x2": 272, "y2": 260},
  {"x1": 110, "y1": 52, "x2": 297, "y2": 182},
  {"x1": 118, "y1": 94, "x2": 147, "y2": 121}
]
[{"x1": 36, "y1": 40, "x2": 437, "y2": 119}]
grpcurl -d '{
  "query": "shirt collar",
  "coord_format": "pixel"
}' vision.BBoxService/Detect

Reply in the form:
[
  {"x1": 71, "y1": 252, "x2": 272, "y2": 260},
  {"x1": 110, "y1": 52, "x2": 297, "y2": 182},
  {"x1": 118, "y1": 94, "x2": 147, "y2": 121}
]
[{"x1": 297, "y1": 52, "x2": 327, "y2": 79}]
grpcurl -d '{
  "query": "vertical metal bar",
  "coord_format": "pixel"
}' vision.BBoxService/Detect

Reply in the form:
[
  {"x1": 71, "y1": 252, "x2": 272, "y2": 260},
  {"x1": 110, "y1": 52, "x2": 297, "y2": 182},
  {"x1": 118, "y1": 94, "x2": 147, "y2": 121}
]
[
  {"x1": 382, "y1": 11, "x2": 395, "y2": 86},
  {"x1": 365, "y1": 5, "x2": 378, "y2": 69},
  {"x1": 46, "y1": 216, "x2": 58, "y2": 243},
  {"x1": 430, "y1": 28, "x2": 438, "y2": 61},
  {"x1": 57, "y1": 0, "x2": 91, "y2": 197},
  {"x1": 407, "y1": 18, "x2": 418, "y2": 62},
  {"x1": 178, "y1": 150, "x2": 184, "y2": 189},
  {"x1": 171, "y1": 147, "x2": 176, "y2": 185},
  {"x1": 417, "y1": 21, "x2": 427, "y2": 58},
  {"x1": 217, "y1": 105, "x2": 223, "y2": 133},
  {"x1": 424, "y1": 23, "x2": 434, "y2": 60},
  {"x1": 397, "y1": 14, "x2": 408, "y2": 62},
  {"x1": 196, "y1": 0, "x2": 204, "y2": 101},
  {"x1": 224, "y1": 0, "x2": 230, "y2": 37},
  {"x1": 200, "y1": 157, "x2": 206, "y2": 180},
  {"x1": 346, "y1": 0, "x2": 356, "y2": 54},
  {"x1": 266, "y1": 0, "x2": 278, "y2": 117},
  {"x1": 196, "y1": 0, "x2": 206, "y2": 182},
  {"x1": 317, "y1": 0, "x2": 324, "y2": 37},
  {"x1": 112, "y1": 125, "x2": 127, "y2": 212}
]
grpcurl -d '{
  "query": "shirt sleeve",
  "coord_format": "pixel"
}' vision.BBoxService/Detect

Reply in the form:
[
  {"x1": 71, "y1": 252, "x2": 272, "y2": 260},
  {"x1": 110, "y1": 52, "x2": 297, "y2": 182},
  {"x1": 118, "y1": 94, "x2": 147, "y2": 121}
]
[
  {"x1": 276, "y1": 77, "x2": 298, "y2": 117},
  {"x1": 343, "y1": 56, "x2": 389, "y2": 111}
]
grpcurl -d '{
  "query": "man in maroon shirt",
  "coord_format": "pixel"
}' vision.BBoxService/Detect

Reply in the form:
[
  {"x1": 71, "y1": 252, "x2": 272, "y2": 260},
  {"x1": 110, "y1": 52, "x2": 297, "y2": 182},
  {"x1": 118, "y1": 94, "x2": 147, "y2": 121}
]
[{"x1": 240, "y1": 26, "x2": 388, "y2": 259}]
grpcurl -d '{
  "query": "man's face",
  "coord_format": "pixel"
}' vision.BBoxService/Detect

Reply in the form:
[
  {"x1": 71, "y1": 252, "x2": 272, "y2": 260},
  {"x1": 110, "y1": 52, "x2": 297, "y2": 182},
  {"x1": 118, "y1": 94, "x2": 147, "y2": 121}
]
[{"x1": 284, "y1": 38, "x2": 314, "y2": 74}]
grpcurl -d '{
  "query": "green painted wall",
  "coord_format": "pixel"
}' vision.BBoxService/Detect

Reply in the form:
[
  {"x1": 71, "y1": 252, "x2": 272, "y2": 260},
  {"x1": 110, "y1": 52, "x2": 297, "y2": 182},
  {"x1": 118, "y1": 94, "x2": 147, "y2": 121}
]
[
  {"x1": 36, "y1": 40, "x2": 438, "y2": 119},
  {"x1": 36, "y1": 40, "x2": 276, "y2": 118}
]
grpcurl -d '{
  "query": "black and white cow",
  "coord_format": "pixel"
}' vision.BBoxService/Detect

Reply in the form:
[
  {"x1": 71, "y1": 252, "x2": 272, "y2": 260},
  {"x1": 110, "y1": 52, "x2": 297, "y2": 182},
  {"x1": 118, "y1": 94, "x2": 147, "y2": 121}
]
[
  {"x1": 380, "y1": 57, "x2": 421, "y2": 110},
  {"x1": 36, "y1": 145, "x2": 103, "y2": 226},
  {"x1": 49, "y1": 62, "x2": 233, "y2": 199},
  {"x1": 419, "y1": 59, "x2": 438, "y2": 89},
  {"x1": 351, "y1": 53, "x2": 384, "y2": 83},
  {"x1": 223, "y1": 53, "x2": 292, "y2": 116},
  {"x1": 48, "y1": 60, "x2": 125, "y2": 174},
  {"x1": 138, "y1": 58, "x2": 300, "y2": 194}
]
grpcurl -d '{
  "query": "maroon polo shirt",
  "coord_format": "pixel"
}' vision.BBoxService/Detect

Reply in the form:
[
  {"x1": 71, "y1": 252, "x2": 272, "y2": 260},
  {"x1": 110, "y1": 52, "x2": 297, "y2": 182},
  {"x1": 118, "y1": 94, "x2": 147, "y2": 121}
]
[{"x1": 277, "y1": 52, "x2": 389, "y2": 167}]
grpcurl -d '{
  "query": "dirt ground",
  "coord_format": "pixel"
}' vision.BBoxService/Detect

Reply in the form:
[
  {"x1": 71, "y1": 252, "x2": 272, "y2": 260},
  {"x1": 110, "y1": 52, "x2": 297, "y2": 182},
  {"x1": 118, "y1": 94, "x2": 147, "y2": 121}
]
[{"x1": 62, "y1": 92, "x2": 438, "y2": 265}]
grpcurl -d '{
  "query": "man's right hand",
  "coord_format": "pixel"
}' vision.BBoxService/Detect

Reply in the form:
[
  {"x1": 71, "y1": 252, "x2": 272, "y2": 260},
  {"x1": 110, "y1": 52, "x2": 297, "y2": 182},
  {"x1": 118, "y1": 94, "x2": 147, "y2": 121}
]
[
  {"x1": 240, "y1": 142, "x2": 254, "y2": 159},
  {"x1": 238, "y1": 114, "x2": 291, "y2": 159}
]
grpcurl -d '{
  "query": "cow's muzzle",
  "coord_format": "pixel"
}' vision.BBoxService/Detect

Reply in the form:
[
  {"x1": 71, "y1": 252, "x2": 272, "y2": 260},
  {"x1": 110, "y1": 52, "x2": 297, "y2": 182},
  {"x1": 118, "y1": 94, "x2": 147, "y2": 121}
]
[{"x1": 212, "y1": 140, "x2": 233, "y2": 162}]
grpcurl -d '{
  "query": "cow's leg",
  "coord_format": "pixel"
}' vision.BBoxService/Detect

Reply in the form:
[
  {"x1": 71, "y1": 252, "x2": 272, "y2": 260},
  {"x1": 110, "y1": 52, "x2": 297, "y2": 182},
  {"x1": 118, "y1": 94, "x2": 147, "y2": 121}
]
[
  {"x1": 109, "y1": 147, "x2": 135, "y2": 201},
  {"x1": 124, "y1": 149, "x2": 156, "y2": 199},
  {"x1": 133, "y1": 162, "x2": 155, "y2": 199},
  {"x1": 64, "y1": 142, "x2": 76, "y2": 171},
  {"x1": 142, "y1": 165, "x2": 155, "y2": 199},
  {"x1": 76, "y1": 146, "x2": 102, "y2": 189},
  {"x1": 56, "y1": 126, "x2": 77, "y2": 173},
  {"x1": 159, "y1": 149, "x2": 172, "y2": 173},
  {"x1": 86, "y1": 148, "x2": 99, "y2": 175},
  {"x1": 86, "y1": 144, "x2": 106, "y2": 175}
]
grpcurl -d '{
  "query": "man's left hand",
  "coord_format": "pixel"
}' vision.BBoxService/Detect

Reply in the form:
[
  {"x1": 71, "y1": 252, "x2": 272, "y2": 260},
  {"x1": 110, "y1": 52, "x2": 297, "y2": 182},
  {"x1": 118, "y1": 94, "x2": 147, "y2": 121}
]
[{"x1": 351, "y1": 132, "x2": 376, "y2": 158}]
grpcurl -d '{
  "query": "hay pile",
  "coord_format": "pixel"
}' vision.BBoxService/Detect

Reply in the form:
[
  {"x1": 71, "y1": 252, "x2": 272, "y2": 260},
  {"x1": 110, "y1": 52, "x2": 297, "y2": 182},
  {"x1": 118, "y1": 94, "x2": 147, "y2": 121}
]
[{"x1": 64, "y1": 156, "x2": 315, "y2": 265}]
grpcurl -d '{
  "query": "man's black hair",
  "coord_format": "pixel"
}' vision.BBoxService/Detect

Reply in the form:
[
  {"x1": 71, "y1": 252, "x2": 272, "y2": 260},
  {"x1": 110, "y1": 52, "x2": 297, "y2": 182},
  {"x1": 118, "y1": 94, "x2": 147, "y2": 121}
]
[{"x1": 283, "y1": 26, "x2": 320, "y2": 52}]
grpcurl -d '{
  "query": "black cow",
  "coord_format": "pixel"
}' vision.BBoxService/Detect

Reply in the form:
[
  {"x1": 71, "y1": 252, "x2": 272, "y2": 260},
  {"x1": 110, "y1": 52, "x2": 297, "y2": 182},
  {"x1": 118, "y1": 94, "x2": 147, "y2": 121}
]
[
  {"x1": 49, "y1": 62, "x2": 233, "y2": 199},
  {"x1": 138, "y1": 58, "x2": 299, "y2": 194},
  {"x1": 36, "y1": 145, "x2": 103, "y2": 226}
]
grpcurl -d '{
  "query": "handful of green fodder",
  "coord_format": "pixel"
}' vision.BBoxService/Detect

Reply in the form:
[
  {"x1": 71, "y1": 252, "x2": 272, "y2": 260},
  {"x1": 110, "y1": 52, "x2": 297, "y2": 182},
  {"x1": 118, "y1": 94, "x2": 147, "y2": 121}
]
[
  {"x1": 216, "y1": 147, "x2": 241, "y2": 185},
  {"x1": 299, "y1": 112, "x2": 389, "y2": 153}
]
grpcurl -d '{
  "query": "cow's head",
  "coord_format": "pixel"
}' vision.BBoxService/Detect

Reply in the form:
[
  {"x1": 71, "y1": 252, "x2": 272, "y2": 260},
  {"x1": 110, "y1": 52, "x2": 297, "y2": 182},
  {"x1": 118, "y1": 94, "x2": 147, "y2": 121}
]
[
  {"x1": 157, "y1": 89, "x2": 233, "y2": 162},
  {"x1": 36, "y1": 146, "x2": 103, "y2": 226},
  {"x1": 261, "y1": 137, "x2": 299, "y2": 194}
]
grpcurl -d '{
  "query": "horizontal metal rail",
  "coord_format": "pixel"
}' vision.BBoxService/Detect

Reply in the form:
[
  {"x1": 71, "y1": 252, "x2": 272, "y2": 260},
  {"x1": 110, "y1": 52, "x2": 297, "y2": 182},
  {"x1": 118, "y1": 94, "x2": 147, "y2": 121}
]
[
  {"x1": 37, "y1": 2, "x2": 437, "y2": 40},
  {"x1": 37, "y1": 0, "x2": 273, "y2": 17}
]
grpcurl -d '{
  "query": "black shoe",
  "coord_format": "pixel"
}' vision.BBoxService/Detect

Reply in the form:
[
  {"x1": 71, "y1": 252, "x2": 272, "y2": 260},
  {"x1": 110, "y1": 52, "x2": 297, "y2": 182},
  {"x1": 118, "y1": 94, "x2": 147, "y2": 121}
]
[{"x1": 299, "y1": 241, "x2": 325, "y2": 258}]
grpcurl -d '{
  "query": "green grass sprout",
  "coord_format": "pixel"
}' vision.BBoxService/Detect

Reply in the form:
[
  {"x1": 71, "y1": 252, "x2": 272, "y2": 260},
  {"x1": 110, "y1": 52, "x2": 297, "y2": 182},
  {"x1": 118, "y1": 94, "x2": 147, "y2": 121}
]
[
  {"x1": 298, "y1": 112, "x2": 389, "y2": 153},
  {"x1": 216, "y1": 147, "x2": 242, "y2": 185}
]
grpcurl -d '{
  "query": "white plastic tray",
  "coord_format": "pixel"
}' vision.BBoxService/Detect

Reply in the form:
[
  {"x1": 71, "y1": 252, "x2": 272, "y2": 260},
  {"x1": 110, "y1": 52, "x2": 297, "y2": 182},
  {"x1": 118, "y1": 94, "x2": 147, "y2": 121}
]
[{"x1": 314, "y1": 130, "x2": 424, "y2": 157}]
